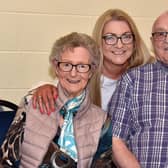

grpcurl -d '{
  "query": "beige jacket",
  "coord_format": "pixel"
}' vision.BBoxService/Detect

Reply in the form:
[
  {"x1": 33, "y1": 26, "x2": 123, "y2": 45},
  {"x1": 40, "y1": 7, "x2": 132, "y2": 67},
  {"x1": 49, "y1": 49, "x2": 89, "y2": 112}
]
[{"x1": 20, "y1": 84, "x2": 107, "y2": 168}]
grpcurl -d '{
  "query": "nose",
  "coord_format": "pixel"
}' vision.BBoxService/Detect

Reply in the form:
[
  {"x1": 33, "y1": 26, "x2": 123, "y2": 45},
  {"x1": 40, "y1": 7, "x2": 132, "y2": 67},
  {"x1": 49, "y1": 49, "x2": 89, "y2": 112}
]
[
  {"x1": 116, "y1": 38, "x2": 124, "y2": 48},
  {"x1": 70, "y1": 66, "x2": 77, "y2": 76}
]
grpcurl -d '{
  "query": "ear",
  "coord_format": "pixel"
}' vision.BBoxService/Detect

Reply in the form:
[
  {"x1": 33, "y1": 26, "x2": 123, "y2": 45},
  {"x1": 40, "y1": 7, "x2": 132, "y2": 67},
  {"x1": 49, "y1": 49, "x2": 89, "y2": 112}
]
[
  {"x1": 88, "y1": 67, "x2": 96, "y2": 79},
  {"x1": 51, "y1": 59, "x2": 59, "y2": 76},
  {"x1": 89, "y1": 64, "x2": 97, "y2": 79},
  {"x1": 52, "y1": 59, "x2": 57, "y2": 66},
  {"x1": 55, "y1": 66, "x2": 59, "y2": 76},
  {"x1": 150, "y1": 36, "x2": 153, "y2": 43},
  {"x1": 150, "y1": 36, "x2": 154, "y2": 45},
  {"x1": 150, "y1": 36, "x2": 155, "y2": 48},
  {"x1": 88, "y1": 71, "x2": 93, "y2": 79}
]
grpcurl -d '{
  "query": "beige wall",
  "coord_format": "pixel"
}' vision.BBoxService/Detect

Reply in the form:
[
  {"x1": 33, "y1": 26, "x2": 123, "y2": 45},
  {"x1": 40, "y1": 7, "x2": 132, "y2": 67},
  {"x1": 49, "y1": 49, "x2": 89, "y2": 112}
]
[{"x1": 0, "y1": 0, "x2": 167, "y2": 104}]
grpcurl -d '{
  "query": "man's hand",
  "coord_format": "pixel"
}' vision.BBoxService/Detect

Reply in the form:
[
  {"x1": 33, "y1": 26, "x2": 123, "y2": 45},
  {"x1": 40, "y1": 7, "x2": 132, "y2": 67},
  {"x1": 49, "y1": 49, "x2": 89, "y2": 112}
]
[{"x1": 32, "y1": 84, "x2": 58, "y2": 115}]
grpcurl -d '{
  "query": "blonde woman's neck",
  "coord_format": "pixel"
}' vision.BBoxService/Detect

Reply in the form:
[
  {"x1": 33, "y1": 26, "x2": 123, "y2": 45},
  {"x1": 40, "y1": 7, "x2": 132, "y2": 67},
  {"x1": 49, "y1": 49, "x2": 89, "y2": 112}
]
[{"x1": 102, "y1": 62, "x2": 128, "y2": 80}]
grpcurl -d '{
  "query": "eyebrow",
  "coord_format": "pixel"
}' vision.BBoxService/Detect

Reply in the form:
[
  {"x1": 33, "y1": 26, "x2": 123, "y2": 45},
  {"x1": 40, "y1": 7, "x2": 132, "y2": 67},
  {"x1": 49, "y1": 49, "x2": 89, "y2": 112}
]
[
  {"x1": 153, "y1": 28, "x2": 168, "y2": 32},
  {"x1": 103, "y1": 32, "x2": 132, "y2": 36}
]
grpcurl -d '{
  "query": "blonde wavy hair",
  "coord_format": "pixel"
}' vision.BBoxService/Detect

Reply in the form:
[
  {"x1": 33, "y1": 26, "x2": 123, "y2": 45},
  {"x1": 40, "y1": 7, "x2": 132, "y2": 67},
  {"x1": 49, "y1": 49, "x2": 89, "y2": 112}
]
[{"x1": 91, "y1": 9, "x2": 153, "y2": 107}]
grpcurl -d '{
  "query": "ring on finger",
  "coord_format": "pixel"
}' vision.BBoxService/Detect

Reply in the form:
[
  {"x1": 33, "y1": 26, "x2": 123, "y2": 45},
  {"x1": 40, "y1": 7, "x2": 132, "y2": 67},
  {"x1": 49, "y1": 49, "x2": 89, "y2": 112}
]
[{"x1": 38, "y1": 96, "x2": 42, "y2": 100}]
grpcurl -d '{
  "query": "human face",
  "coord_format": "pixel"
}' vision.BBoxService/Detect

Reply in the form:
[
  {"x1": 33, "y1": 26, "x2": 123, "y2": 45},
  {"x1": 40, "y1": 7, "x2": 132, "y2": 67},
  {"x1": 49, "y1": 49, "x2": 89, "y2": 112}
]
[
  {"x1": 151, "y1": 12, "x2": 168, "y2": 64},
  {"x1": 102, "y1": 20, "x2": 134, "y2": 66},
  {"x1": 55, "y1": 47, "x2": 92, "y2": 98}
]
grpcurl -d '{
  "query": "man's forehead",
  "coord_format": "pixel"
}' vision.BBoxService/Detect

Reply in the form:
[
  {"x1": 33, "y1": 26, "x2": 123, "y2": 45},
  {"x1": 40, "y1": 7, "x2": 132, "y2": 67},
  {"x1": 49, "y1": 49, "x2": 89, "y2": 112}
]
[{"x1": 153, "y1": 12, "x2": 168, "y2": 31}]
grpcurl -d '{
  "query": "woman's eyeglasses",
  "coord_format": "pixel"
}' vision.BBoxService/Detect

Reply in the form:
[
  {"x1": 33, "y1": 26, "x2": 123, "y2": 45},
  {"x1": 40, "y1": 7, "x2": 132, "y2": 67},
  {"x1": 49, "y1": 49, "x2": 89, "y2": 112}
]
[
  {"x1": 102, "y1": 33, "x2": 134, "y2": 45},
  {"x1": 57, "y1": 62, "x2": 91, "y2": 73}
]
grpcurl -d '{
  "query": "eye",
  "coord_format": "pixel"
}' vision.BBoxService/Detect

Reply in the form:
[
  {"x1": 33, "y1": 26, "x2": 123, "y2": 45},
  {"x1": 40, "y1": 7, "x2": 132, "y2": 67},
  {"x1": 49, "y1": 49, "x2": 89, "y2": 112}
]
[
  {"x1": 78, "y1": 64, "x2": 88, "y2": 69},
  {"x1": 77, "y1": 64, "x2": 90, "y2": 73},
  {"x1": 153, "y1": 32, "x2": 166, "y2": 38},
  {"x1": 122, "y1": 33, "x2": 133, "y2": 39},
  {"x1": 62, "y1": 62, "x2": 71, "y2": 67},
  {"x1": 157, "y1": 32, "x2": 166, "y2": 36},
  {"x1": 105, "y1": 35, "x2": 116, "y2": 40},
  {"x1": 58, "y1": 62, "x2": 72, "y2": 70}
]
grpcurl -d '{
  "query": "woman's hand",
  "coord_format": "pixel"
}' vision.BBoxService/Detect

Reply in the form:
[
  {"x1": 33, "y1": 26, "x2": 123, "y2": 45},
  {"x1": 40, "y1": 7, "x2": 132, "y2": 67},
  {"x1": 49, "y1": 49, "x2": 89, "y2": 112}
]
[{"x1": 32, "y1": 84, "x2": 58, "y2": 115}]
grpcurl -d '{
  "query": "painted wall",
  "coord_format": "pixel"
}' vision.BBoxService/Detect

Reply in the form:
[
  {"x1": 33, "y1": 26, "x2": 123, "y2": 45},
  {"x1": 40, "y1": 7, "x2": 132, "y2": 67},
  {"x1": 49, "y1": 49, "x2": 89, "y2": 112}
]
[{"x1": 0, "y1": 0, "x2": 167, "y2": 104}]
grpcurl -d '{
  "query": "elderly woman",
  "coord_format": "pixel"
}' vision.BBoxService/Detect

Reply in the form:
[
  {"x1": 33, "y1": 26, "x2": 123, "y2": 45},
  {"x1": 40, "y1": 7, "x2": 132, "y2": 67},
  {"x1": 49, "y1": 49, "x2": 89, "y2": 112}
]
[{"x1": 0, "y1": 32, "x2": 112, "y2": 168}]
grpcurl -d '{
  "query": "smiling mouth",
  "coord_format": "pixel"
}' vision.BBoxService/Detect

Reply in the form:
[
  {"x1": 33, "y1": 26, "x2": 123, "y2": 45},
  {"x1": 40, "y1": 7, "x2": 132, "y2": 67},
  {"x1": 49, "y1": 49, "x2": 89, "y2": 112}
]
[
  {"x1": 112, "y1": 50, "x2": 126, "y2": 55},
  {"x1": 67, "y1": 78, "x2": 80, "y2": 84}
]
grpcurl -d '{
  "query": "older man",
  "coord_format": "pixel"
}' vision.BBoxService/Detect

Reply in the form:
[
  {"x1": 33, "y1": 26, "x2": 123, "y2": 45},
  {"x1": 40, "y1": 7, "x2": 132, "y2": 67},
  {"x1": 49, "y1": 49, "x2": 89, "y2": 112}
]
[{"x1": 110, "y1": 11, "x2": 168, "y2": 168}]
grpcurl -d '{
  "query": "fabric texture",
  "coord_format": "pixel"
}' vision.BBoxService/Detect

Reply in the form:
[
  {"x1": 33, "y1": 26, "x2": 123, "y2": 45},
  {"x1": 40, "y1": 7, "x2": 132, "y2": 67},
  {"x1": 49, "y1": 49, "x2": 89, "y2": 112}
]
[
  {"x1": 91, "y1": 114, "x2": 114, "y2": 168},
  {"x1": 0, "y1": 111, "x2": 16, "y2": 146},
  {"x1": 100, "y1": 75, "x2": 117, "y2": 111},
  {"x1": 0, "y1": 98, "x2": 28, "y2": 167},
  {"x1": 20, "y1": 83, "x2": 107, "y2": 168},
  {"x1": 58, "y1": 91, "x2": 85, "y2": 161},
  {"x1": 110, "y1": 61, "x2": 168, "y2": 168}
]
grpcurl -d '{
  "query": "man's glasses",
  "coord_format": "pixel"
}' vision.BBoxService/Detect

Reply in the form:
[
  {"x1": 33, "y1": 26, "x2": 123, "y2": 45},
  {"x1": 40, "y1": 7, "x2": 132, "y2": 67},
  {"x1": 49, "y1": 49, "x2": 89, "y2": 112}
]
[
  {"x1": 57, "y1": 61, "x2": 91, "y2": 73},
  {"x1": 102, "y1": 33, "x2": 134, "y2": 45},
  {"x1": 152, "y1": 32, "x2": 168, "y2": 41}
]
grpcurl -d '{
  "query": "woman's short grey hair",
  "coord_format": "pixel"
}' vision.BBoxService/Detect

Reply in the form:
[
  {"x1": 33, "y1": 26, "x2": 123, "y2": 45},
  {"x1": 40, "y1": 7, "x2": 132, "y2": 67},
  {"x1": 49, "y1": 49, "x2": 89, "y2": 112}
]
[{"x1": 49, "y1": 32, "x2": 102, "y2": 69}]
